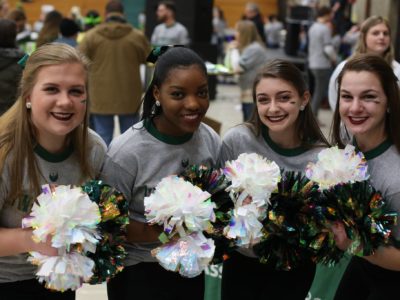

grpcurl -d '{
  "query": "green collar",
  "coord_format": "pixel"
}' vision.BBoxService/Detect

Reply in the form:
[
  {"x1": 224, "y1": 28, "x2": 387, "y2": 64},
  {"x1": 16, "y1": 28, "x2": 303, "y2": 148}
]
[
  {"x1": 144, "y1": 119, "x2": 193, "y2": 145},
  {"x1": 261, "y1": 125, "x2": 307, "y2": 157},
  {"x1": 354, "y1": 139, "x2": 392, "y2": 160},
  {"x1": 34, "y1": 143, "x2": 74, "y2": 163}
]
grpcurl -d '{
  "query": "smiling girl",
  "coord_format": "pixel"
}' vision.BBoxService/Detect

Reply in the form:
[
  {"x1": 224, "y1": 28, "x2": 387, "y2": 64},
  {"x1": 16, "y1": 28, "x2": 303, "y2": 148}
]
[
  {"x1": 101, "y1": 46, "x2": 221, "y2": 300},
  {"x1": 220, "y1": 59, "x2": 329, "y2": 299},
  {"x1": 331, "y1": 54, "x2": 400, "y2": 299},
  {"x1": 328, "y1": 16, "x2": 400, "y2": 110},
  {"x1": 0, "y1": 44, "x2": 106, "y2": 299}
]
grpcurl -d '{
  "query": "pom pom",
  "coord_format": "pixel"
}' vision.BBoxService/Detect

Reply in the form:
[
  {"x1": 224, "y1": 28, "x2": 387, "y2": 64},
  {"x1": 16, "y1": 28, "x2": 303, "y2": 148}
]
[
  {"x1": 81, "y1": 180, "x2": 129, "y2": 284},
  {"x1": 224, "y1": 153, "x2": 280, "y2": 207},
  {"x1": 145, "y1": 175, "x2": 215, "y2": 234},
  {"x1": 316, "y1": 181, "x2": 396, "y2": 257},
  {"x1": 223, "y1": 203, "x2": 264, "y2": 247},
  {"x1": 28, "y1": 251, "x2": 94, "y2": 291},
  {"x1": 24, "y1": 185, "x2": 101, "y2": 251},
  {"x1": 23, "y1": 185, "x2": 101, "y2": 291},
  {"x1": 179, "y1": 165, "x2": 235, "y2": 264},
  {"x1": 305, "y1": 145, "x2": 369, "y2": 189},
  {"x1": 253, "y1": 171, "x2": 340, "y2": 270},
  {"x1": 151, "y1": 232, "x2": 215, "y2": 278}
]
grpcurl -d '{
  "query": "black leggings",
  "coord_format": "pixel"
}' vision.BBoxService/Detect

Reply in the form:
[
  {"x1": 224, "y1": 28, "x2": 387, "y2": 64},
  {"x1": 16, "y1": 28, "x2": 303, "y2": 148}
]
[
  {"x1": 335, "y1": 256, "x2": 400, "y2": 300},
  {"x1": 107, "y1": 262, "x2": 205, "y2": 300},
  {"x1": 222, "y1": 251, "x2": 316, "y2": 300},
  {"x1": 0, "y1": 278, "x2": 75, "y2": 300}
]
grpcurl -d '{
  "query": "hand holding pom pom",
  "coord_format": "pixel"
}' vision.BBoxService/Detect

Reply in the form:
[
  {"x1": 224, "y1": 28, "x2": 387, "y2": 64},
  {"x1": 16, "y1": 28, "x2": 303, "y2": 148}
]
[{"x1": 22, "y1": 184, "x2": 101, "y2": 291}]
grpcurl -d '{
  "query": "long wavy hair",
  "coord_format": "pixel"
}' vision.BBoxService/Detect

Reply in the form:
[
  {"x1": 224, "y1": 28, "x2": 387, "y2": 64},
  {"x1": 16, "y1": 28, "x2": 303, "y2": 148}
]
[
  {"x1": 235, "y1": 20, "x2": 264, "y2": 52},
  {"x1": 354, "y1": 16, "x2": 393, "y2": 65},
  {"x1": 247, "y1": 59, "x2": 330, "y2": 148},
  {"x1": 0, "y1": 43, "x2": 93, "y2": 205}
]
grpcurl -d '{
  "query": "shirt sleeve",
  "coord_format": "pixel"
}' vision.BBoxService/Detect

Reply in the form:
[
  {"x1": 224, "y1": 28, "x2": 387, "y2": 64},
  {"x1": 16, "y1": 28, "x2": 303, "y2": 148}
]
[{"x1": 100, "y1": 154, "x2": 136, "y2": 210}]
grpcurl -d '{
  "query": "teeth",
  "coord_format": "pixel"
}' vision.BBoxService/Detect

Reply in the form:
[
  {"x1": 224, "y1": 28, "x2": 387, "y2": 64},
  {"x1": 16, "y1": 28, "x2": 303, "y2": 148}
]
[
  {"x1": 184, "y1": 114, "x2": 199, "y2": 120},
  {"x1": 52, "y1": 112, "x2": 73, "y2": 120},
  {"x1": 267, "y1": 116, "x2": 286, "y2": 121}
]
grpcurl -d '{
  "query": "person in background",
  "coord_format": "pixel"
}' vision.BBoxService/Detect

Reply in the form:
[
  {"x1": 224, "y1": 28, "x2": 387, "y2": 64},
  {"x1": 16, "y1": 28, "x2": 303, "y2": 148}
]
[
  {"x1": 79, "y1": 0, "x2": 150, "y2": 145},
  {"x1": 6, "y1": 9, "x2": 32, "y2": 49},
  {"x1": 264, "y1": 14, "x2": 283, "y2": 48},
  {"x1": 307, "y1": 5, "x2": 336, "y2": 122},
  {"x1": 0, "y1": 0, "x2": 9, "y2": 18},
  {"x1": 36, "y1": 10, "x2": 63, "y2": 48},
  {"x1": 229, "y1": 20, "x2": 268, "y2": 121},
  {"x1": 0, "y1": 43, "x2": 106, "y2": 300},
  {"x1": 0, "y1": 19, "x2": 24, "y2": 116},
  {"x1": 69, "y1": 6, "x2": 84, "y2": 31},
  {"x1": 77, "y1": 10, "x2": 102, "y2": 44},
  {"x1": 242, "y1": 2, "x2": 266, "y2": 45},
  {"x1": 151, "y1": 1, "x2": 189, "y2": 46},
  {"x1": 33, "y1": 4, "x2": 54, "y2": 33},
  {"x1": 101, "y1": 46, "x2": 220, "y2": 300},
  {"x1": 328, "y1": 16, "x2": 400, "y2": 111},
  {"x1": 54, "y1": 18, "x2": 80, "y2": 48},
  {"x1": 331, "y1": 54, "x2": 400, "y2": 300},
  {"x1": 211, "y1": 6, "x2": 226, "y2": 63}
]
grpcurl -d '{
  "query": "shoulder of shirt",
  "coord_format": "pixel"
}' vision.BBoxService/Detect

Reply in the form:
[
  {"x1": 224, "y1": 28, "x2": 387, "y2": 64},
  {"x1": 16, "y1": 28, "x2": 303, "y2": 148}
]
[
  {"x1": 223, "y1": 124, "x2": 253, "y2": 140},
  {"x1": 88, "y1": 129, "x2": 107, "y2": 153},
  {"x1": 198, "y1": 122, "x2": 221, "y2": 143}
]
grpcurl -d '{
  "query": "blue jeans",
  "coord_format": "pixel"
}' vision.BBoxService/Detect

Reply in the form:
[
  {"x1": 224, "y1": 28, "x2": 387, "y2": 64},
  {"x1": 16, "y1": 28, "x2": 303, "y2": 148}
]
[
  {"x1": 92, "y1": 113, "x2": 140, "y2": 146},
  {"x1": 242, "y1": 103, "x2": 254, "y2": 122}
]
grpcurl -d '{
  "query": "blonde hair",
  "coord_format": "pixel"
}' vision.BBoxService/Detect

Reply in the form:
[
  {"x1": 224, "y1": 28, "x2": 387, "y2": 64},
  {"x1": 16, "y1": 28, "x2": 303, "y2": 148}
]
[
  {"x1": 355, "y1": 16, "x2": 393, "y2": 64},
  {"x1": 235, "y1": 20, "x2": 264, "y2": 52},
  {"x1": 0, "y1": 43, "x2": 92, "y2": 205}
]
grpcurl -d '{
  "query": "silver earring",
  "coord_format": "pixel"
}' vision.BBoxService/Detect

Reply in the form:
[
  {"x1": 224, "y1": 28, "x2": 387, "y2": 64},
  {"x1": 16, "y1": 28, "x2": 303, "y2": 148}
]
[
  {"x1": 387, "y1": 108, "x2": 390, "y2": 114},
  {"x1": 155, "y1": 100, "x2": 161, "y2": 107},
  {"x1": 300, "y1": 105, "x2": 305, "y2": 111},
  {"x1": 26, "y1": 102, "x2": 31, "y2": 109}
]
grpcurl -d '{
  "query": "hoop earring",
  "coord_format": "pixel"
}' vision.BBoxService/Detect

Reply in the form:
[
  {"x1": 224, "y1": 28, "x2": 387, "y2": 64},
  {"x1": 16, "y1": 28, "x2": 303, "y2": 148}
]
[{"x1": 26, "y1": 102, "x2": 32, "y2": 109}]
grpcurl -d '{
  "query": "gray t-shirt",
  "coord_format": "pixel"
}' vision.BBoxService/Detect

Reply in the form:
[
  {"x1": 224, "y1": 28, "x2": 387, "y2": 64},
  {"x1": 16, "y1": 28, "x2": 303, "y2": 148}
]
[
  {"x1": 363, "y1": 142, "x2": 400, "y2": 240},
  {"x1": 221, "y1": 124, "x2": 323, "y2": 171},
  {"x1": 221, "y1": 124, "x2": 324, "y2": 257},
  {"x1": 238, "y1": 42, "x2": 268, "y2": 90},
  {"x1": 0, "y1": 130, "x2": 106, "y2": 283},
  {"x1": 100, "y1": 120, "x2": 221, "y2": 267},
  {"x1": 308, "y1": 22, "x2": 333, "y2": 69},
  {"x1": 151, "y1": 22, "x2": 189, "y2": 46}
]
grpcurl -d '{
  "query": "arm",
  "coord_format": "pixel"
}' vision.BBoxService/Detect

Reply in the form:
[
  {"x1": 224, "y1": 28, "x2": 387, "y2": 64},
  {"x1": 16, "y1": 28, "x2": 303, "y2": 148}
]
[
  {"x1": 363, "y1": 247, "x2": 400, "y2": 271},
  {"x1": 0, "y1": 227, "x2": 57, "y2": 257},
  {"x1": 332, "y1": 216, "x2": 400, "y2": 271},
  {"x1": 126, "y1": 220, "x2": 163, "y2": 243}
]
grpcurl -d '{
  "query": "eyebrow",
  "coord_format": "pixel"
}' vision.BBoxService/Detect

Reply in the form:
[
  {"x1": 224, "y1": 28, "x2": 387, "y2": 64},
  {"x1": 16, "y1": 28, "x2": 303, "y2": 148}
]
[
  {"x1": 256, "y1": 90, "x2": 292, "y2": 97},
  {"x1": 169, "y1": 83, "x2": 208, "y2": 89},
  {"x1": 340, "y1": 89, "x2": 378, "y2": 94}
]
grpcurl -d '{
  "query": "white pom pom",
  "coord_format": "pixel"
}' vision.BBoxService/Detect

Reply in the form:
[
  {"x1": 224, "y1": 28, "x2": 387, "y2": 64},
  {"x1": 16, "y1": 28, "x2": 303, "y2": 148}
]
[
  {"x1": 144, "y1": 176, "x2": 215, "y2": 233},
  {"x1": 152, "y1": 232, "x2": 215, "y2": 278},
  {"x1": 305, "y1": 145, "x2": 369, "y2": 189},
  {"x1": 28, "y1": 251, "x2": 95, "y2": 291},
  {"x1": 224, "y1": 153, "x2": 281, "y2": 207},
  {"x1": 223, "y1": 203, "x2": 264, "y2": 247}
]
